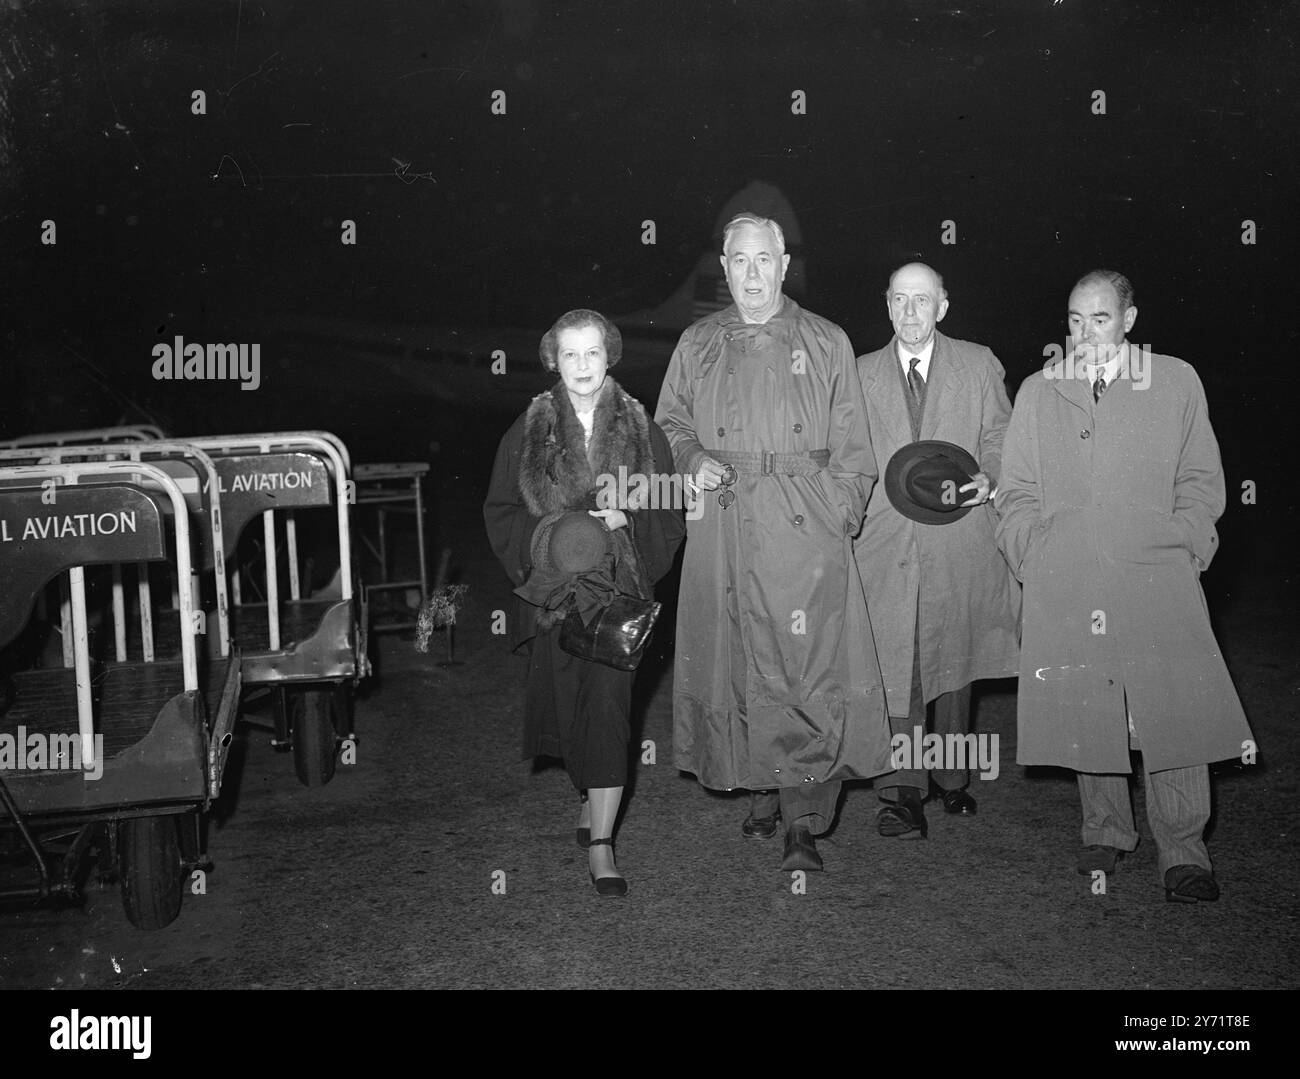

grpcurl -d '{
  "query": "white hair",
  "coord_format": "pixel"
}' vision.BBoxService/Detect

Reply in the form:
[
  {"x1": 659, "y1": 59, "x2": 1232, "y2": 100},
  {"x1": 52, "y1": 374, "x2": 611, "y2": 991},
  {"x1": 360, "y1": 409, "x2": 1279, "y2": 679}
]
[{"x1": 722, "y1": 213, "x2": 786, "y2": 257}]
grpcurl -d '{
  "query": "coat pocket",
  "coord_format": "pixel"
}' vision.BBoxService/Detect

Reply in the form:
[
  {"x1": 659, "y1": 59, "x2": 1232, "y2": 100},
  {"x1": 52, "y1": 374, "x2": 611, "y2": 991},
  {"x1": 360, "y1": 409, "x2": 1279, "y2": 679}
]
[
  {"x1": 805, "y1": 469, "x2": 856, "y2": 536},
  {"x1": 1020, "y1": 515, "x2": 1057, "y2": 581},
  {"x1": 1021, "y1": 508, "x2": 1092, "y2": 580},
  {"x1": 1107, "y1": 508, "x2": 1191, "y2": 565}
]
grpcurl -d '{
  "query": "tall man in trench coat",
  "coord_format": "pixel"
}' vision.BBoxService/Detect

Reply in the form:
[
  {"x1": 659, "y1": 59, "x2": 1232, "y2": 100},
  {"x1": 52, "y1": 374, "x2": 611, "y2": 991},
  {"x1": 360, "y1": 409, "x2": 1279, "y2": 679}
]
[
  {"x1": 854, "y1": 263, "x2": 1020, "y2": 838},
  {"x1": 995, "y1": 270, "x2": 1254, "y2": 902},
  {"x1": 655, "y1": 213, "x2": 892, "y2": 871}
]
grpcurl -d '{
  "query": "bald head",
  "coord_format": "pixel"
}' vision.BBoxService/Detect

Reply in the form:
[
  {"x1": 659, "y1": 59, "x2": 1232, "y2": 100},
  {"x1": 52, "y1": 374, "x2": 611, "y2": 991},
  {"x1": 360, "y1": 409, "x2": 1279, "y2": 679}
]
[
  {"x1": 887, "y1": 262, "x2": 945, "y2": 298},
  {"x1": 886, "y1": 262, "x2": 949, "y2": 353}
]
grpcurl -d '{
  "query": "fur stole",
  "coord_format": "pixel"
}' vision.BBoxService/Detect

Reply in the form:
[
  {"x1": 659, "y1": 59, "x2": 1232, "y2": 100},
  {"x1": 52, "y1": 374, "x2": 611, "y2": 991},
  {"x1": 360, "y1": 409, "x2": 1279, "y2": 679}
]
[{"x1": 518, "y1": 377, "x2": 655, "y2": 517}]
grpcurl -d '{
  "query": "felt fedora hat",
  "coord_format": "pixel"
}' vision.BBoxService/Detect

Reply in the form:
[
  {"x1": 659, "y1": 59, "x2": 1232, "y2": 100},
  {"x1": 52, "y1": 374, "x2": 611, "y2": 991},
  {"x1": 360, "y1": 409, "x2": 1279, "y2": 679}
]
[{"x1": 884, "y1": 440, "x2": 982, "y2": 525}]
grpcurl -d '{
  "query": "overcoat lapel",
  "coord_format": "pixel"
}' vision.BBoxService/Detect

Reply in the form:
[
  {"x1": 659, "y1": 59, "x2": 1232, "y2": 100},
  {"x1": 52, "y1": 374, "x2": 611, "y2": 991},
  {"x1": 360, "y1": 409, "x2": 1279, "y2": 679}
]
[
  {"x1": 1045, "y1": 356, "x2": 1094, "y2": 415},
  {"x1": 920, "y1": 333, "x2": 967, "y2": 440},
  {"x1": 862, "y1": 344, "x2": 914, "y2": 447}
]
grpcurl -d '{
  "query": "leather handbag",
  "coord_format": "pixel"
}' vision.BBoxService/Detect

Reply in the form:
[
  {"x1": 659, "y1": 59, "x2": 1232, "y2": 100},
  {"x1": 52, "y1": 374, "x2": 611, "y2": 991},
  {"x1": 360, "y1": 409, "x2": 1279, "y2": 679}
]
[{"x1": 559, "y1": 593, "x2": 662, "y2": 671}]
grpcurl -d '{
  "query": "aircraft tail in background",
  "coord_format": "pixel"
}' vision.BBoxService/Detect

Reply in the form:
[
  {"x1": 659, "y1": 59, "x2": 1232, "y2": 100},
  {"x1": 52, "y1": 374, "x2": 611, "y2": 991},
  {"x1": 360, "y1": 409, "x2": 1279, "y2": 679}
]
[{"x1": 622, "y1": 179, "x2": 806, "y2": 334}]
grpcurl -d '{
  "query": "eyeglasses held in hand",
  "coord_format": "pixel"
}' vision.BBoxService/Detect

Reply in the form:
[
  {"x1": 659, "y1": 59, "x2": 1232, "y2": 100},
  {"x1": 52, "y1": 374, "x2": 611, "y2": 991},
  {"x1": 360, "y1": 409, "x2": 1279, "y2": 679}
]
[{"x1": 718, "y1": 464, "x2": 738, "y2": 508}]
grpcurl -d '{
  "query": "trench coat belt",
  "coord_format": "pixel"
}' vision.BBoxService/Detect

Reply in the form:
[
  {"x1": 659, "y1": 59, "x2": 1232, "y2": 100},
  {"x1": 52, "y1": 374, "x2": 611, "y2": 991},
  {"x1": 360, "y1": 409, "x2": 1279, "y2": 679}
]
[{"x1": 702, "y1": 448, "x2": 831, "y2": 476}]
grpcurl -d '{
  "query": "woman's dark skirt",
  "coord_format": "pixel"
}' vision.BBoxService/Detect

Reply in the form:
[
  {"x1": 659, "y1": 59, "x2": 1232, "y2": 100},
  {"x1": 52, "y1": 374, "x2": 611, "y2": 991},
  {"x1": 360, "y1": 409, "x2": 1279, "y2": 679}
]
[{"x1": 523, "y1": 627, "x2": 634, "y2": 790}]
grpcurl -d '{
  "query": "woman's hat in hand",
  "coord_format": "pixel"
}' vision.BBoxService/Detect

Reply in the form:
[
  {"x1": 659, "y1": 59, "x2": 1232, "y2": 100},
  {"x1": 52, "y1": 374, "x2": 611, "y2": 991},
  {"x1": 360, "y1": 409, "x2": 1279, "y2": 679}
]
[{"x1": 533, "y1": 510, "x2": 612, "y2": 576}]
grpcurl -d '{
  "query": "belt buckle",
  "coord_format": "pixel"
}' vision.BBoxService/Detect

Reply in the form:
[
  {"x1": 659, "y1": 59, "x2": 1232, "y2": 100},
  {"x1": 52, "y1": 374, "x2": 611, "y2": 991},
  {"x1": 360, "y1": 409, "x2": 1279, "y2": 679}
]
[{"x1": 761, "y1": 450, "x2": 774, "y2": 476}]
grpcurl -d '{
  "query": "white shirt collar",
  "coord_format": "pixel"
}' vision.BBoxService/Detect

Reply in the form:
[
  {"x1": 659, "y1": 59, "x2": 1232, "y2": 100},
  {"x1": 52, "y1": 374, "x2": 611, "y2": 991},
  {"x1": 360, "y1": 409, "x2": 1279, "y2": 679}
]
[
  {"x1": 897, "y1": 335, "x2": 936, "y2": 380},
  {"x1": 1083, "y1": 341, "x2": 1126, "y2": 389}
]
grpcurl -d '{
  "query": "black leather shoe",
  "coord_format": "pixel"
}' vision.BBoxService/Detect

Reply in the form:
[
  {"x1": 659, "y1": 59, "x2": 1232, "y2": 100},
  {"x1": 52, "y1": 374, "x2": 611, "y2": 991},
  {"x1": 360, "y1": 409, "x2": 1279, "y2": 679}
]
[
  {"x1": 1076, "y1": 845, "x2": 1122, "y2": 875},
  {"x1": 940, "y1": 788, "x2": 977, "y2": 816},
  {"x1": 1164, "y1": 864, "x2": 1219, "y2": 903},
  {"x1": 780, "y1": 823, "x2": 823, "y2": 871},
  {"x1": 877, "y1": 801, "x2": 927, "y2": 839},
  {"x1": 741, "y1": 811, "x2": 781, "y2": 840}
]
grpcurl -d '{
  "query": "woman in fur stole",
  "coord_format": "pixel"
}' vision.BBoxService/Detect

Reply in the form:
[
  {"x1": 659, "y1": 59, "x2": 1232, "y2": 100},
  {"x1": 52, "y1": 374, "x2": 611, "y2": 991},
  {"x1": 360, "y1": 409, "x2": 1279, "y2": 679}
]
[{"x1": 484, "y1": 309, "x2": 685, "y2": 896}]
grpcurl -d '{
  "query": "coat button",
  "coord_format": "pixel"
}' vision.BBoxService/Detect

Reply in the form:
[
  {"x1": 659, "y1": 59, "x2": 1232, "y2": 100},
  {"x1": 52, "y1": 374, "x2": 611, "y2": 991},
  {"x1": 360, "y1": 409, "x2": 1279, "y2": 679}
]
[
  {"x1": 1080, "y1": 429, "x2": 1091, "y2": 439},
  {"x1": 1107, "y1": 678, "x2": 1114, "y2": 686},
  {"x1": 793, "y1": 423, "x2": 803, "y2": 433},
  {"x1": 717, "y1": 427, "x2": 726, "y2": 438},
  {"x1": 898, "y1": 560, "x2": 907, "y2": 569},
  {"x1": 793, "y1": 514, "x2": 805, "y2": 526},
  {"x1": 727, "y1": 366, "x2": 735, "y2": 374}
]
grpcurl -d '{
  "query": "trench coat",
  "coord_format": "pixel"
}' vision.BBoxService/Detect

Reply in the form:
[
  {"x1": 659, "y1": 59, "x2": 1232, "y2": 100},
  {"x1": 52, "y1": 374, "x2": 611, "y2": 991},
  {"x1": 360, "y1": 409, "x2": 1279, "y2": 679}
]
[
  {"x1": 854, "y1": 333, "x2": 1021, "y2": 714},
  {"x1": 994, "y1": 349, "x2": 1253, "y2": 773},
  {"x1": 654, "y1": 298, "x2": 892, "y2": 791}
]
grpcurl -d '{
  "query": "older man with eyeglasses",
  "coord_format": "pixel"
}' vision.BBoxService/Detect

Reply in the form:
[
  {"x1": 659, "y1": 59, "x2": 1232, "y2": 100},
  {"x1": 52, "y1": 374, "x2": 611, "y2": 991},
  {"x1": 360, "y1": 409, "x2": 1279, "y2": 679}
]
[{"x1": 655, "y1": 213, "x2": 892, "y2": 871}]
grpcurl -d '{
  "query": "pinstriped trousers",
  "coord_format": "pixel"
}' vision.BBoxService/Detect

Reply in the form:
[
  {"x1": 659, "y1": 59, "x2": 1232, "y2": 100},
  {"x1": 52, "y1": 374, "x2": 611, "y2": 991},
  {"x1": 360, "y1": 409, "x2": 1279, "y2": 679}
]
[
  {"x1": 1076, "y1": 765, "x2": 1212, "y2": 879},
  {"x1": 877, "y1": 609, "x2": 973, "y2": 797}
]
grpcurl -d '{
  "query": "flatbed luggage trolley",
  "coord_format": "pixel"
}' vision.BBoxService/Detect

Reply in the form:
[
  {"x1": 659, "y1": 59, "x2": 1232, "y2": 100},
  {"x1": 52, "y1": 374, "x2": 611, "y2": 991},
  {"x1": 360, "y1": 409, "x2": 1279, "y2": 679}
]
[
  {"x1": 0, "y1": 424, "x2": 166, "y2": 449},
  {"x1": 178, "y1": 431, "x2": 369, "y2": 787},
  {"x1": 0, "y1": 460, "x2": 240, "y2": 929},
  {"x1": 0, "y1": 441, "x2": 235, "y2": 663}
]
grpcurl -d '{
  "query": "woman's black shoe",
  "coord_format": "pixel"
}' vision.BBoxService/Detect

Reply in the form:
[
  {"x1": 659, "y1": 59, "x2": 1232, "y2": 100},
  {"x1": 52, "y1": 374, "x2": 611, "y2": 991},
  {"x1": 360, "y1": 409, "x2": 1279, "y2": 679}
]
[{"x1": 587, "y1": 837, "x2": 628, "y2": 897}]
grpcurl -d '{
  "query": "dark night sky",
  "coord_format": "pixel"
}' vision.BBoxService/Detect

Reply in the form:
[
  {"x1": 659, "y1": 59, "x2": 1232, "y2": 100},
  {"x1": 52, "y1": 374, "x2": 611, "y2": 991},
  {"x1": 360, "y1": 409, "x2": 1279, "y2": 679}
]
[
  {"x1": 0, "y1": 5, "x2": 1294, "y2": 992},
  {"x1": 1, "y1": 0, "x2": 1297, "y2": 429}
]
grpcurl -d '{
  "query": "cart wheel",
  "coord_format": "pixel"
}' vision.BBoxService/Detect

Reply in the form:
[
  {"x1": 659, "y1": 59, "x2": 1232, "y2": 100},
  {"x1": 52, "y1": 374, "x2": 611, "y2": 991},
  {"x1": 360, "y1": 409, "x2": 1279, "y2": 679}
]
[
  {"x1": 293, "y1": 688, "x2": 338, "y2": 787},
  {"x1": 119, "y1": 815, "x2": 183, "y2": 930}
]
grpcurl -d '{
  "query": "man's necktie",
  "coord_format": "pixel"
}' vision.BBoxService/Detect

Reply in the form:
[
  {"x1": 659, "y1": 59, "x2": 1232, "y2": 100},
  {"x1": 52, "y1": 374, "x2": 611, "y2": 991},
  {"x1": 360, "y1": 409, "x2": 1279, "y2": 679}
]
[
  {"x1": 908, "y1": 356, "x2": 926, "y2": 402},
  {"x1": 1093, "y1": 375, "x2": 1107, "y2": 403}
]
